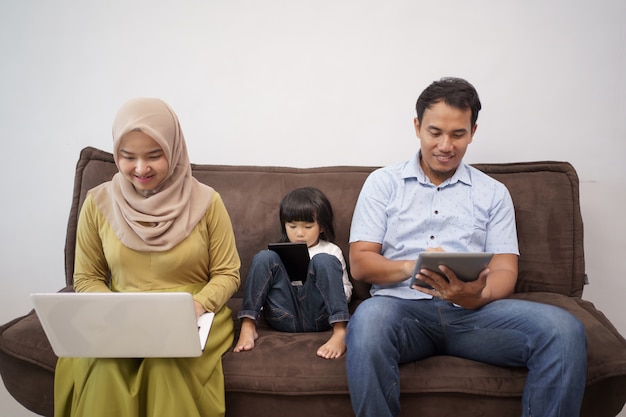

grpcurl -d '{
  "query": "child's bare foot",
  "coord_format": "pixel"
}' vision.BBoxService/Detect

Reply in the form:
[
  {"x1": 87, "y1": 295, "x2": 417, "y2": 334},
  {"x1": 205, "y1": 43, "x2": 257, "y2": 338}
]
[
  {"x1": 233, "y1": 318, "x2": 258, "y2": 352},
  {"x1": 316, "y1": 322, "x2": 347, "y2": 359}
]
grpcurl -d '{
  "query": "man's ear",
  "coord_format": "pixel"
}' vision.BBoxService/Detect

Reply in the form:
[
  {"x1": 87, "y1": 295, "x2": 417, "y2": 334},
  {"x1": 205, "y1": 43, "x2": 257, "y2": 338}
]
[
  {"x1": 469, "y1": 123, "x2": 478, "y2": 143},
  {"x1": 413, "y1": 117, "x2": 421, "y2": 137}
]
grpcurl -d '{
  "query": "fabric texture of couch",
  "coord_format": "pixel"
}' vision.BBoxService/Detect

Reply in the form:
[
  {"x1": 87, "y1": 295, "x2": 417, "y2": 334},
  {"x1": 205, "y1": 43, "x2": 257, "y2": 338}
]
[{"x1": 1, "y1": 146, "x2": 625, "y2": 416}]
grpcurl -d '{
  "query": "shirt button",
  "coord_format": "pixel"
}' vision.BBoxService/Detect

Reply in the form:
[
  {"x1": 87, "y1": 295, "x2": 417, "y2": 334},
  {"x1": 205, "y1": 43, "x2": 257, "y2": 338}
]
[
  {"x1": 430, "y1": 235, "x2": 435, "y2": 240},
  {"x1": 434, "y1": 210, "x2": 439, "y2": 215}
]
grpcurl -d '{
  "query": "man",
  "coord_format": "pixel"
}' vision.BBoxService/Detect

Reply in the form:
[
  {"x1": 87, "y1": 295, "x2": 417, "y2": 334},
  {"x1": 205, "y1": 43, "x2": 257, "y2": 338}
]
[{"x1": 346, "y1": 77, "x2": 587, "y2": 417}]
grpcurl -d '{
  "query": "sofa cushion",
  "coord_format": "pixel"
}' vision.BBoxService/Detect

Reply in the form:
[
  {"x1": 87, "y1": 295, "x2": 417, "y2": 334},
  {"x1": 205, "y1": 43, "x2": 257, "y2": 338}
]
[
  {"x1": 0, "y1": 311, "x2": 57, "y2": 373},
  {"x1": 63, "y1": 147, "x2": 377, "y2": 301},
  {"x1": 64, "y1": 150, "x2": 585, "y2": 300},
  {"x1": 222, "y1": 292, "x2": 626, "y2": 398},
  {"x1": 473, "y1": 162, "x2": 585, "y2": 297},
  {"x1": 511, "y1": 292, "x2": 626, "y2": 384}
]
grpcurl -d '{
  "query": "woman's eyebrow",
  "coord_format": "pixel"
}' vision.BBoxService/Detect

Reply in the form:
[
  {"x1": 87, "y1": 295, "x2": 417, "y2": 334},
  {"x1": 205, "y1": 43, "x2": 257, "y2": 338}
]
[{"x1": 119, "y1": 148, "x2": 163, "y2": 155}]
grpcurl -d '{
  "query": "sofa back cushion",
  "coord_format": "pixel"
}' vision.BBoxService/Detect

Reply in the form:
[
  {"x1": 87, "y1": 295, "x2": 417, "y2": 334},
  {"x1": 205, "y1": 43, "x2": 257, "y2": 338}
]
[
  {"x1": 473, "y1": 162, "x2": 585, "y2": 297},
  {"x1": 65, "y1": 148, "x2": 584, "y2": 300}
]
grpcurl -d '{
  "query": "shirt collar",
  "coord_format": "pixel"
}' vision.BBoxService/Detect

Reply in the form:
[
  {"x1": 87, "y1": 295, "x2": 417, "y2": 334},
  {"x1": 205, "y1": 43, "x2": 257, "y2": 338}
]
[{"x1": 402, "y1": 151, "x2": 472, "y2": 187}]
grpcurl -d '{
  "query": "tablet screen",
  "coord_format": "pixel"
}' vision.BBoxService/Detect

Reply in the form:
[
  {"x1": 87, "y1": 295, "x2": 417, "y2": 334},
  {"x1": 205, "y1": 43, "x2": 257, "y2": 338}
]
[
  {"x1": 268, "y1": 242, "x2": 310, "y2": 283},
  {"x1": 409, "y1": 252, "x2": 493, "y2": 289}
]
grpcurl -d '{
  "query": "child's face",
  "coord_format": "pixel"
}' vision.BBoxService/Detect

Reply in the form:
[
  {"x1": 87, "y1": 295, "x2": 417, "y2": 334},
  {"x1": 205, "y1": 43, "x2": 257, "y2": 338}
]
[{"x1": 285, "y1": 220, "x2": 321, "y2": 247}]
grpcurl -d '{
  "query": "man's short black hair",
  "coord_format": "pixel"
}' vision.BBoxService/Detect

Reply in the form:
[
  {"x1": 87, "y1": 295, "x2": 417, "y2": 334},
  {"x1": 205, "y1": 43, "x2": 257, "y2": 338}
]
[{"x1": 415, "y1": 77, "x2": 482, "y2": 128}]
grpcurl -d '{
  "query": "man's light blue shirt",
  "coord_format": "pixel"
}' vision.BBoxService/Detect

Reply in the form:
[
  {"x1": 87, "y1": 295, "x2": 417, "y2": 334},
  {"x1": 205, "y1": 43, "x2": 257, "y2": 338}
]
[{"x1": 349, "y1": 153, "x2": 519, "y2": 299}]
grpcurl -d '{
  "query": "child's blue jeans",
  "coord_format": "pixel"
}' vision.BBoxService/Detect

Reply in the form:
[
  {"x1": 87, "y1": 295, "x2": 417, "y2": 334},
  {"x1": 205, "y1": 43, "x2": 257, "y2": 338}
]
[{"x1": 238, "y1": 250, "x2": 350, "y2": 332}]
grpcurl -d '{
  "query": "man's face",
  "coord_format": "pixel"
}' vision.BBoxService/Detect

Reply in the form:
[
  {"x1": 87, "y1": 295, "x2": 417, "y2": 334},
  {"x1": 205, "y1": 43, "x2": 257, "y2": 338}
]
[{"x1": 414, "y1": 100, "x2": 477, "y2": 186}]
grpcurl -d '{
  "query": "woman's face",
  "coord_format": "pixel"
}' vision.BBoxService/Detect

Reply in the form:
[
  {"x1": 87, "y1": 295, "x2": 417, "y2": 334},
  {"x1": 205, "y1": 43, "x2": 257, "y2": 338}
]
[{"x1": 117, "y1": 130, "x2": 169, "y2": 193}]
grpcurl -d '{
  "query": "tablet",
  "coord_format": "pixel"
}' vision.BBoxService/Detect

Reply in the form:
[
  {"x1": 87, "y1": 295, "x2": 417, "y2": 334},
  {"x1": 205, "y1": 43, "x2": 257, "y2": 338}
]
[
  {"x1": 268, "y1": 242, "x2": 310, "y2": 283},
  {"x1": 409, "y1": 252, "x2": 494, "y2": 289}
]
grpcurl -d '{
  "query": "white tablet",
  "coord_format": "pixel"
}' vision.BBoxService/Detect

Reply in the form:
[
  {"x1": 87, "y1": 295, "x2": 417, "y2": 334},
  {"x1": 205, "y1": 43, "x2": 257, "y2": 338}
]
[{"x1": 409, "y1": 252, "x2": 494, "y2": 289}]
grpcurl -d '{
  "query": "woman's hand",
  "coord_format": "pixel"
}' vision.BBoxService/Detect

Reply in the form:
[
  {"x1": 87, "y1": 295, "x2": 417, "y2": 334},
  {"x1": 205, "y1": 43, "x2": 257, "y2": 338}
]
[{"x1": 194, "y1": 300, "x2": 207, "y2": 320}]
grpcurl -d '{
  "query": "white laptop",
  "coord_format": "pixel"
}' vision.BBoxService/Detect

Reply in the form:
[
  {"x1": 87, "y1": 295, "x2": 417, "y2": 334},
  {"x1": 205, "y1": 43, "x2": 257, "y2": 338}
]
[{"x1": 31, "y1": 292, "x2": 214, "y2": 358}]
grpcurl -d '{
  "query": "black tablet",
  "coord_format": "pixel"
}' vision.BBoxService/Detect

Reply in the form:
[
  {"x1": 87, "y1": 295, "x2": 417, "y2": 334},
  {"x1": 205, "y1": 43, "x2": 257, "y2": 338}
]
[
  {"x1": 268, "y1": 242, "x2": 310, "y2": 283},
  {"x1": 409, "y1": 252, "x2": 494, "y2": 289}
]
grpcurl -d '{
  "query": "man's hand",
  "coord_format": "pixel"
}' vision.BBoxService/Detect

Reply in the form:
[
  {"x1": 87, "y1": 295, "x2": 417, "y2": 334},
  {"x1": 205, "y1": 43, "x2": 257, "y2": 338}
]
[
  {"x1": 412, "y1": 265, "x2": 489, "y2": 309},
  {"x1": 411, "y1": 252, "x2": 518, "y2": 309}
]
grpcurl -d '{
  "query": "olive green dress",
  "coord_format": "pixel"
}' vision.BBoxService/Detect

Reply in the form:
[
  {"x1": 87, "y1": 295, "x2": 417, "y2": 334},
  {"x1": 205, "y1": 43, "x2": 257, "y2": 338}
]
[{"x1": 54, "y1": 192, "x2": 240, "y2": 417}]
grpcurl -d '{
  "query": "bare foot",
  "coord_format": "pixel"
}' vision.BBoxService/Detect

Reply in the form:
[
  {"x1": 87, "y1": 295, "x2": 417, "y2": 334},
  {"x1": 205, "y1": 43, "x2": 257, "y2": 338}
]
[
  {"x1": 316, "y1": 322, "x2": 347, "y2": 359},
  {"x1": 233, "y1": 318, "x2": 258, "y2": 352}
]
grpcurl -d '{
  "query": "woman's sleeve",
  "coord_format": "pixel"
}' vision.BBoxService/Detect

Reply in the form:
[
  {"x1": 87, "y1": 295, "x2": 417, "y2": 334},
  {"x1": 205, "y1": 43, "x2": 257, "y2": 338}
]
[
  {"x1": 194, "y1": 192, "x2": 241, "y2": 312},
  {"x1": 73, "y1": 195, "x2": 112, "y2": 293}
]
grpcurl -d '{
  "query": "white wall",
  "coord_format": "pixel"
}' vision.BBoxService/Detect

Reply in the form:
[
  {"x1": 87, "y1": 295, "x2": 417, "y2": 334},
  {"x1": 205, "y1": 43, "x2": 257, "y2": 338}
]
[{"x1": 1, "y1": 0, "x2": 624, "y2": 416}]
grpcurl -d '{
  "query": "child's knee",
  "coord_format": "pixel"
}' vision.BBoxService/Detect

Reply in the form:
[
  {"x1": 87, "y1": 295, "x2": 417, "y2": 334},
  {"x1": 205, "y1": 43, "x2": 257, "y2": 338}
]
[{"x1": 310, "y1": 253, "x2": 340, "y2": 269}]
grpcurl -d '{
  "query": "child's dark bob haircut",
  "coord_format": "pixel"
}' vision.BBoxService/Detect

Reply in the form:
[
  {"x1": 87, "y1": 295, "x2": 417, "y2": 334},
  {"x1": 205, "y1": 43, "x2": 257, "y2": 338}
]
[{"x1": 279, "y1": 187, "x2": 335, "y2": 242}]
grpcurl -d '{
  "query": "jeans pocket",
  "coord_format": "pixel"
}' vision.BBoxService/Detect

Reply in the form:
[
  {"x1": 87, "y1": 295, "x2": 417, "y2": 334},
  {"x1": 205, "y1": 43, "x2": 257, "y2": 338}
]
[{"x1": 266, "y1": 308, "x2": 297, "y2": 332}]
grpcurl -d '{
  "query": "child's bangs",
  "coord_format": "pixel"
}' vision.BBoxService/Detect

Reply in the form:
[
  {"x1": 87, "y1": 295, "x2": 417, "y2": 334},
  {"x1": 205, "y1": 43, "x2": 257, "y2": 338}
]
[{"x1": 281, "y1": 202, "x2": 316, "y2": 223}]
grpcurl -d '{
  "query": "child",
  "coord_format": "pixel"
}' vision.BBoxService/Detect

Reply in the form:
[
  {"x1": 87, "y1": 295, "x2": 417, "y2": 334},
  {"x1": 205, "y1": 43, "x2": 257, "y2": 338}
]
[{"x1": 233, "y1": 187, "x2": 352, "y2": 359}]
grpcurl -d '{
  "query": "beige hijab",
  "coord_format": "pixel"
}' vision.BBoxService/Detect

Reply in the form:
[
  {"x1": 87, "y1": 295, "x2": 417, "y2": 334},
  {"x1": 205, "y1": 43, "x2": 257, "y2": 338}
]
[{"x1": 89, "y1": 98, "x2": 214, "y2": 251}]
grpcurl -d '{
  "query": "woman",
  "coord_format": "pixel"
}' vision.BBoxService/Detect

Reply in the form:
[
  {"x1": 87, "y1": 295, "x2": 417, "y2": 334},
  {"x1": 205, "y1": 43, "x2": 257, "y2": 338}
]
[{"x1": 54, "y1": 98, "x2": 240, "y2": 417}]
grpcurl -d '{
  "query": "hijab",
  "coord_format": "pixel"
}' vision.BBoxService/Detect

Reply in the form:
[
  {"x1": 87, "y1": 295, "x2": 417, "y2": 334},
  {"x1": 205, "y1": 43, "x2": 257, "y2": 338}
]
[{"x1": 89, "y1": 97, "x2": 214, "y2": 251}]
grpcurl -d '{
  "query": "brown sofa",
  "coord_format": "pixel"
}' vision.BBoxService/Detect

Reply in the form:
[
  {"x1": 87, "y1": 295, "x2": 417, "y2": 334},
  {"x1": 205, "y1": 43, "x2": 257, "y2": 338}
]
[{"x1": 1, "y1": 146, "x2": 626, "y2": 417}]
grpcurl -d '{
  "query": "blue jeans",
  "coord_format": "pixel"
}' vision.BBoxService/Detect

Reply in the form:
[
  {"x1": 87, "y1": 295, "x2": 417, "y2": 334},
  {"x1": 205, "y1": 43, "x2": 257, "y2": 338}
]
[
  {"x1": 346, "y1": 296, "x2": 587, "y2": 417},
  {"x1": 238, "y1": 250, "x2": 349, "y2": 332}
]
